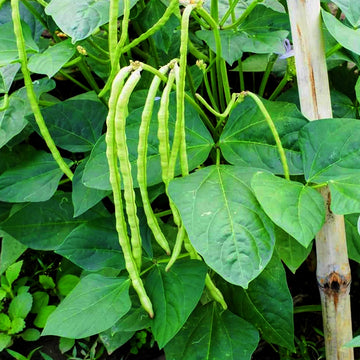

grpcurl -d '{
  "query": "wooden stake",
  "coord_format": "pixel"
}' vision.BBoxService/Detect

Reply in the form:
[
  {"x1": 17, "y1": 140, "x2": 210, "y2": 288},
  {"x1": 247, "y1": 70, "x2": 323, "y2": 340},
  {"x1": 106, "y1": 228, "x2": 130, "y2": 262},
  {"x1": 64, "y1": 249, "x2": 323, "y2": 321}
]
[{"x1": 286, "y1": 1, "x2": 353, "y2": 359}]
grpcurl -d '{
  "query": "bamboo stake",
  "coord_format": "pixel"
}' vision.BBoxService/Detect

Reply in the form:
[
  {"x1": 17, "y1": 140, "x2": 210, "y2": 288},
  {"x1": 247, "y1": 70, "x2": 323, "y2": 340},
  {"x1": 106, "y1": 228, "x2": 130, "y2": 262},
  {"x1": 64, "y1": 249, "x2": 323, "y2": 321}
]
[{"x1": 286, "y1": 1, "x2": 353, "y2": 359}]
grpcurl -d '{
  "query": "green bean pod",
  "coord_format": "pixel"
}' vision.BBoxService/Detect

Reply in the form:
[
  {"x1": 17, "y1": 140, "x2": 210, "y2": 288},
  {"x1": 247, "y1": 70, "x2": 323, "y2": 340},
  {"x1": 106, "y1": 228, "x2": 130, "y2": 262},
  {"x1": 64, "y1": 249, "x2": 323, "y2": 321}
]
[
  {"x1": 165, "y1": 224, "x2": 185, "y2": 271},
  {"x1": 137, "y1": 65, "x2": 171, "y2": 255},
  {"x1": 105, "y1": 65, "x2": 154, "y2": 318},
  {"x1": 157, "y1": 68, "x2": 175, "y2": 185},
  {"x1": 114, "y1": 67, "x2": 143, "y2": 270}
]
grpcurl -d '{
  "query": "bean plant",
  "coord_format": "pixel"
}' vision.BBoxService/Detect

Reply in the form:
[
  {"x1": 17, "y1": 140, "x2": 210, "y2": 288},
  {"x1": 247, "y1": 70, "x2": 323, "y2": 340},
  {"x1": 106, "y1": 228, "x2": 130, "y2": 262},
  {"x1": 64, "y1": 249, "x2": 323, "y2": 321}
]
[{"x1": 0, "y1": 0, "x2": 360, "y2": 358}]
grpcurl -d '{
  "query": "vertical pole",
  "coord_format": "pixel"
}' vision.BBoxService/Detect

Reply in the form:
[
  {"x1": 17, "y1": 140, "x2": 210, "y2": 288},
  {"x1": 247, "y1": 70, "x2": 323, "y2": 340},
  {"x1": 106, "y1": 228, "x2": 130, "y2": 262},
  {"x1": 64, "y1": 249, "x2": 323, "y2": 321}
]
[{"x1": 286, "y1": 1, "x2": 353, "y2": 359}]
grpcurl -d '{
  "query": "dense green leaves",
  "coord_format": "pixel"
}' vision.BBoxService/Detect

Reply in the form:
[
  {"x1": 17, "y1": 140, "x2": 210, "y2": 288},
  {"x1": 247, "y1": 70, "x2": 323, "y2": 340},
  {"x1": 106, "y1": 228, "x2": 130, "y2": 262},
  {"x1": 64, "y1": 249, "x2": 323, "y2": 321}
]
[
  {"x1": 0, "y1": 151, "x2": 70, "y2": 203},
  {"x1": 251, "y1": 172, "x2": 325, "y2": 247},
  {"x1": 55, "y1": 217, "x2": 125, "y2": 271},
  {"x1": 322, "y1": 9, "x2": 360, "y2": 55},
  {"x1": 45, "y1": 0, "x2": 138, "y2": 42},
  {"x1": 145, "y1": 260, "x2": 207, "y2": 348},
  {"x1": 219, "y1": 254, "x2": 294, "y2": 350},
  {"x1": 26, "y1": 92, "x2": 107, "y2": 152},
  {"x1": 28, "y1": 39, "x2": 76, "y2": 78},
  {"x1": 330, "y1": 0, "x2": 360, "y2": 27},
  {"x1": 299, "y1": 118, "x2": 360, "y2": 183},
  {"x1": 0, "y1": 21, "x2": 38, "y2": 66},
  {"x1": 165, "y1": 302, "x2": 259, "y2": 360},
  {"x1": 83, "y1": 95, "x2": 214, "y2": 190},
  {"x1": 168, "y1": 165, "x2": 275, "y2": 288},
  {"x1": 43, "y1": 274, "x2": 131, "y2": 338},
  {"x1": 220, "y1": 97, "x2": 307, "y2": 175}
]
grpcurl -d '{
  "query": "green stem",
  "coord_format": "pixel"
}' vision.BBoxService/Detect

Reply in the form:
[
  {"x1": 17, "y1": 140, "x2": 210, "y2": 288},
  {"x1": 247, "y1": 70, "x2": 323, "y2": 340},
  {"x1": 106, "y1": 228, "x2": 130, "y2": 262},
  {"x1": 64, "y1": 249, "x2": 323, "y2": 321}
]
[
  {"x1": 326, "y1": 43, "x2": 342, "y2": 58},
  {"x1": 202, "y1": 69, "x2": 219, "y2": 112},
  {"x1": 35, "y1": 0, "x2": 48, "y2": 6},
  {"x1": 77, "y1": 59, "x2": 100, "y2": 93},
  {"x1": 268, "y1": 73, "x2": 289, "y2": 101},
  {"x1": 154, "y1": 209, "x2": 173, "y2": 218},
  {"x1": 99, "y1": 0, "x2": 178, "y2": 97},
  {"x1": 87, "y1": 37, "x2": 110, "y2": 56},
  {"x1": 238, "y1": 59, "x2": 245, "y2": 91},
  {"x1": 0, "y1": 93, "x2": 9, "y2": 111},
  {"x1": 59, "y1": 70, "x2": 91, "y2": 92},
  {"x1": 210, "y1": 0, "x2": 219, "y2": 22},
  {"x1": 244, "y1": 91, "x2": 290, "y2": 180},
  {"x1": 188, "y1": 40, "x2": 209, "y2": 62},
  {"x1": 63, "y1": 56, "x2": 82, "y2": 68},
  {"x1": 258, "y1": 54, "x2": 278, "y2": 97},
  {"x1": 86, "y1": 51, "x2": 110, "y2": 64},
  {"x1": 223, "y1": 0, "x2": 263, "y2": 30},
  {"x1": 219, "y1": 0, "x2": 241, "y2": 27},
  {"x1": 196, "y1": 92, "x2": 239, "y2": 119},
  {"x1": 11, "y1": 0, "x2": 73, "y2": 181}
]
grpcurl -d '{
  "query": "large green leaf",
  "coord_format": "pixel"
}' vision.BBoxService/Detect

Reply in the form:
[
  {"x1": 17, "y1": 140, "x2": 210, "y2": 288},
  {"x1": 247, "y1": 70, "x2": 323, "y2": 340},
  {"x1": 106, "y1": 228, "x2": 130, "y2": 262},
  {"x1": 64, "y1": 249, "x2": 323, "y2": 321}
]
[
  {"x1": 0, "y1": 21, "x2": 38, "y2": 66},
  {"x1": 168, "y1": 165, "x2": 275, "y2": 288},
  {"x1": 329, "y1": 176, "x2": 360, "y2": 215},
  {"x1": 219, "y1": 253, "x2": 295, "y2": 350},
  {"x1": 251, "y1": 172, "x2": 325, "y2": 247},
  {"x1": 0, "y1": 79, "x2": 55, "y2": 148},
  {"x1": 299, "y1": 118, "x2": 360, "y2": 183},
  {"x1": 220, "y1": 96, "x2": 307, "y2": 175},
  {"x1": 321, "y1": 9, "x2": 360, "y2": 56},
  {"x1": 55, "y1": 217, "x2": 125, "y2": 271},
  {"x1": 72, "y1": 160, "x2": 110, "y2": 217},
  {"x1": 0, "y1": 151, "x2": 71, "y2": 203},
  {"x1": 332, "y1": 0, "x2": 360, "y2": 28},
  {"x1": 0, "y1": 193, "x2": 92, "y2": 250},
  {"x1": 345, "y1": 214, "x2": 360, "y2": 263},
  {"x1": 196, "y1": 29, "x2": 288, "y2": 66},
  {"x1": 145, "y1": 260, "x2": 207, "y2": 348},
  {"x1": 28, "y1": 39, "x2": 76, "y2": 78},
  {"x1": 26, "y1": 92, "x2": 107, "y2": 152},
  {"x1": 275, "y1": 227, "x2": 312, "y2": 274},
  {"x1": 0, "y1": 64, "x2": 21, "y2": 93},
  {"x1": 42, "y1": 274, "x2": 131, "y2": 338},
  {"x1": 45, "y1": 0, "x2": 138, "y2": 42},
  {"x1": 83, "y1": 94, "x2": 214, "y2": 190},
  {"x1": 164, "y1": 302, "x2": 259, "y2": 360},
  {"x1": 0, "y1": 235, "x2": 27, "y2": 275}
]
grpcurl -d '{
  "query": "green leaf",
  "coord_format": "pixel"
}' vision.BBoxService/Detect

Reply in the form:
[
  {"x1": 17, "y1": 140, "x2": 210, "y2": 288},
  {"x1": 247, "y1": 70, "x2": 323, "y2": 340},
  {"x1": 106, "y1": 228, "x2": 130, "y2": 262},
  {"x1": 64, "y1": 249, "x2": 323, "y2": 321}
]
[
  {"x1": 72, "y1": 159, "x2": 111, "y2": 217},
  {"x1": 145, "y1": 260, "x2": 207, "y2": 348},
  {"x1": 31, "y1": 291, "x2": 49, "y2": 314},
  {"x1": 83, "y1": 94, "x2": 214, "y2": 190},
  {"x1": 0, "y1": 235, "x2": 27, "y2": 275},
  {"x1": 42, "y1": 274, "x2": 131, "y2": 338},
  {"x1": 164, "y1": 302, "x2": 259, "y2": 360},
  {"x1": 9, "y1": 317, "x2": 26, "y2": 334},
  {"x1": 299, "y1": 118, "x2": 360, "y2": 183},
  {"x1": 275, "y1": 227, "x2": 313, "y2": 273},
  {"x1": 345, "y1": 214, "x2": 360, "y2": 263},
  {"x1": 356, "y1": 77, "x2": 360, "y2": 104},
  {"x1": 0, "y1": 193, "x2": 90, "y2": 250},
  {"x1": 0, "y1": 63, "x2": 21, "y2": 93},
  {"x1": 20, "y1": 328, "x2": 41, "y2": 342},
  {"x1": 45, "y1": 0, "x2": 138, "y2": 42},
  {"x1": 5, "y1": 260, "x2": 23, "y2": 286},
  {"x1": 0, "y1": 21, "x2": 38, "y2": 66},
  {"x1": 343, "y1": 335, "x2": 360, "y2": 348},
  {"x1": 252, "y1": 172, "x2": 325, "y2": 247},
  {"x1": 328, "y1": 176, "x2": 360, "y2": 215},
  {"x1": 0, "y1": 151, "x2": 70, "y2": 203},
  {"x1": 28, "y1": 39, "x2": 76, "y2": 78},
  {"x1": 196, "y1": 29, "x2": 288, "y2": 66},
  {"x1": 33, "y1": 305, "x2": 56, "y2": 328},
  {"x1": 219, "y1": 253, "x2": 295, "y2": 350},
  {"x1": 0, "y1": 79, "x2": 55, "y2": 148},
  {"x1": 55, "y1": 217, "x2": 125, "y2": 271},
  {"x1": 9, "y1": 292, "x2": 33, "y2": 319},
  {"x1": 321, "y1": 9, "x2": 360, "y2": 55},
  {"x1": 0, "y1": 333, "x2": 12, "y2": 352},
  {"x1": 26, "y1": 92, "x2": 107, "y2": 152},
  {"x1": 168, "y1": 165, "x2": 275, "y2": 288},
  {"x1": 39, "y1": 275, "x2": 56, "y2": 290},
  {"x1": 59, "y1": 337, "x2": 75, "y2": 354},
  {"x1": 331, "y1": 0, "x2": 360, "y2": 27},
  {"x1": 220, "y1": 97, "x2": 307, "y2": 175},
  {"x1": 57, "y1": 275, "x2": 80, "y2": 297},
  {"x1": 99, "y1": 329, "x2": 134, "y2": 355},
  {"x1": 0, "y1": 313, "x2": 11, "y2": 331}
]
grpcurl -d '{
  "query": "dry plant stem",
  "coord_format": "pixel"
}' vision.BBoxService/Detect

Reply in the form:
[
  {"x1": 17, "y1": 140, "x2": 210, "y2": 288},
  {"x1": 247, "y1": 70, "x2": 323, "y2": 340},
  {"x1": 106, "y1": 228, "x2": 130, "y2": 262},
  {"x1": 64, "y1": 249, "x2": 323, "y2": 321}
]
[
  {"x1": 137, "y1": 65, "x2": 171, "y2": 255},
  {"x1": 105, "y1": 66, "x2": 153, "y2": 317},
  {"x1": 115, "y1": 68, "x2": 143, "y2": 270},
  {"x1": 287, "y1": 1, "x2": 353, "y2": 359},
  {"x1": 11, "y1": 0, "x2": 74, "y2": 181}
]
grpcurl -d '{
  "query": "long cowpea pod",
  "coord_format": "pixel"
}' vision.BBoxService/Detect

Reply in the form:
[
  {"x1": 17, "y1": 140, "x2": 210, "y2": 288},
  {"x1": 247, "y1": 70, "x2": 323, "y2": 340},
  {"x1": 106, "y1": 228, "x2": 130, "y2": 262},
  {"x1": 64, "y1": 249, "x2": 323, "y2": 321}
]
[
  {"x1": 137, "y1": 65, "x2": 171, "y2": 255},
  {"x1": 114, "y1": 65, "x2": 143, "y2": 270},
  {"x1": 105, "y1": 65, "x2": 153, "y2": 317}
]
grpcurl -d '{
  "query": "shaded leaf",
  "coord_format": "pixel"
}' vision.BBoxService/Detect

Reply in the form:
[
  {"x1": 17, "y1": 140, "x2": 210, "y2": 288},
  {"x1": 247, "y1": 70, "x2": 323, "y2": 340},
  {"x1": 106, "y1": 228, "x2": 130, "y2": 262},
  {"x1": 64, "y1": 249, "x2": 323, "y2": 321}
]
[
  {"x1": 165, "y1": 302, "x2": 259, "y2": 360},
  {"x1": 0, "y1": 235, "x2": 27, "y2": 275},
  {"x1": 345, "y1": 214, "x2": 360, "y2": 263},
  {"x1": 0, "y1": 63, "x2": 21, "y2": 93},
  {"x1": 42, "y1": 274, "x2": 131, "y2": 338},
  {"x1": 168, "y1": 165, "x2": 275, "y2": 288},
  {"x1": 331, "y1": 0, "x2": 360, "y2": 27},
  {"x1": 9, "y1": 292, "x2": 33, "y2": 320},
  {"x1": 251, "y1": 172, "x2": 325, "y2": 247}
]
